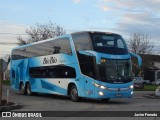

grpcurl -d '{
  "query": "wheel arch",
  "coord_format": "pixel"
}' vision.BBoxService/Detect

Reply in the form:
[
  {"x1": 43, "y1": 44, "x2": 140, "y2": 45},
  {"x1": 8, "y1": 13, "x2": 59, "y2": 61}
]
[
  {"x1": 67, "y1": 82, "x2": 76, "y2": 95},
  {"x1": 19, "y1": 81, "x2": 24, "y2": 90},
  {"x1": 25, "y1": 81, "x2": 30, "y2": 85}
]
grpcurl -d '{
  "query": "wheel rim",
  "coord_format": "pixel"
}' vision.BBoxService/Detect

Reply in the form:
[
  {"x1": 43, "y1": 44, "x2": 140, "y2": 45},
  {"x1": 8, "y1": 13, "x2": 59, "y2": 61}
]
[
  {"x1": 71, "y1": 88, "x2": 78, "y2": 100},
  {"x1": 20, "y1": 84, "x2": 25, "y2": 94},
  {"x1": 27, "y1": 84, "x2": 31, "y2": 95}
]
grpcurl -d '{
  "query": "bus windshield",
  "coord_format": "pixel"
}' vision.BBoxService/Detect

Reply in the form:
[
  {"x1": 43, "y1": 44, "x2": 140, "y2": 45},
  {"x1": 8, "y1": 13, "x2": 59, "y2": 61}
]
[
  {"x1": 90, "y1": 33, "x2": 128, "y2": 55},
  {"x1": 99, "y1": 59, "x2": 132, "y2": 83}
]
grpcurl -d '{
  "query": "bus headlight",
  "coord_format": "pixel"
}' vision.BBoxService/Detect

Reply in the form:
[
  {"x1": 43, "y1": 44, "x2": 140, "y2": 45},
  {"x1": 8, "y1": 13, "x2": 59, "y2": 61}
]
[
  {"x1": 129, "y1": 85, "x2": 134, "y2": 89},
  {"x1": 92, "y1": 82, "x2": 100, "y2": 87},
  {"x1": 100, "y1": 85, "x2": 107, "y2": 89},
  {"x1": 92, "y1": 82, "x2": 107, "y2": 89}
]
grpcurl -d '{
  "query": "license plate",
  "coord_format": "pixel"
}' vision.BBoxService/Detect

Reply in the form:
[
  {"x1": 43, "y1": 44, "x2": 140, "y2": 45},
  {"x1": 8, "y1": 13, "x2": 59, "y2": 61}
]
[{"x1": 115, "y1": 93, "x2": 122, "y2": 97}]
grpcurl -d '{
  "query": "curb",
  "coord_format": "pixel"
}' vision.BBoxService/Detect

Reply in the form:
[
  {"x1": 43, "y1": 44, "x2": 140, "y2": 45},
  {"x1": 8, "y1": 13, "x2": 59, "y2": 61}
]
[
  {"x1": 0, "y1": 102, "x2": 23, "y2": 112},
  {"x1": 143, "y1": 94, "x2": 160, "y2": 99}
]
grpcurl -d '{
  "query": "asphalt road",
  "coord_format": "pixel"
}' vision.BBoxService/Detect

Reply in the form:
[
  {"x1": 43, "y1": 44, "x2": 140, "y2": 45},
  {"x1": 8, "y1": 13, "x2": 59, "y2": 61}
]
[{"x1": 1, "y1": 85, "x2": 160, "y2": 120}]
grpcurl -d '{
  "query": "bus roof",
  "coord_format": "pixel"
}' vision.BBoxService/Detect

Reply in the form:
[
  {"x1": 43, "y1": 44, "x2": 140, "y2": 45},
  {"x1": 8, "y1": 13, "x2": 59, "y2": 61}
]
[
  {"x1": 12, "y1": 31, "x2": 121, "y2": 51},
  {"x1": 71, "y1": 31, "x2": 121, "y2": 36},
  {"x1": 12, "y1": 34, "x2": 70, "y2": 50}
]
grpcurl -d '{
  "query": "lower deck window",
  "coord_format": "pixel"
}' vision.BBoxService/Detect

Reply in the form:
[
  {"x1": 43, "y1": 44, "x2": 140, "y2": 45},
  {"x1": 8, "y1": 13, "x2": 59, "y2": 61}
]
[{"x1": 29, "y1": 65, "x2": 76, "y2": 78}]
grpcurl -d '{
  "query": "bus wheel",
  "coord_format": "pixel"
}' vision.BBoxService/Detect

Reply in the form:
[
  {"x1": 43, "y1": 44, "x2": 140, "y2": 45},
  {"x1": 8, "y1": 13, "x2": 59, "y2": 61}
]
[
  {"x1": 26, "y1": 82, "x2": 32, "y2": 96},
  {"x1": 70, "y1": 85, "x2": 79, "y2": 102},
  {"x1": 20, "y1": 82, "x2": 26, "y2": 95}
]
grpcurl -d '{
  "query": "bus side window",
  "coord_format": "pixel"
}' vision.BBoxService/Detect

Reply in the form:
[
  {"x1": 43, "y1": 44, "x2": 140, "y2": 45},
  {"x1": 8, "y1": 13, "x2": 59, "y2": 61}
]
[
  {"x1": 60, "y1": 66, "x2": 76, "y2": 78},
  {"x1": 51, "y1": 37, "x2": 72, "y2": 55},
  {"x1": 29, "y1": 66, "x2": 76, "y2": 78},
  {"x1": 77, "y1": 52, "x2": 97, "y2": 79},
  {"x1": 50, "y1": 70, "x2": 56, "y2": 78}
]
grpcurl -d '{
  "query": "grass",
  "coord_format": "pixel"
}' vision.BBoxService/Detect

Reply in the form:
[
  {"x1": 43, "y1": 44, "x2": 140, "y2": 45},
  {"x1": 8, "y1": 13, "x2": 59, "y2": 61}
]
[
  {"x1": 134, "y1": 84, "x2": 159, "y2": 91},
  {"x1": 2, "y1": 80, "x2": 10, "y2": 85}
]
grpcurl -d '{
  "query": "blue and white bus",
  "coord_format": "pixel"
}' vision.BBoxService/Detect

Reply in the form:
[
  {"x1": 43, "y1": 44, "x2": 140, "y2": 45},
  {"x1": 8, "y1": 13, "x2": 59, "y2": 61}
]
[{"x1": 10, "y1": 31, "x2": 142, "y2": 102}]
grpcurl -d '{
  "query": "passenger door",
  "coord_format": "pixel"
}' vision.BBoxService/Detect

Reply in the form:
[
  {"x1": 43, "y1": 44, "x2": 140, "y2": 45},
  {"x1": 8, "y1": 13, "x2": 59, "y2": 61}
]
[{"x1": 76, "y1": 52, "x2": 97, "y2": 98}]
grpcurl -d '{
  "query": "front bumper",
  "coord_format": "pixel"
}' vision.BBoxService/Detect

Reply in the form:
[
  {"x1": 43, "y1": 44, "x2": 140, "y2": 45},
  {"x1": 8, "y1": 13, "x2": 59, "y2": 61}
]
[{"x1": 94, "y1": 87, "x2": 133, "y2": 99}]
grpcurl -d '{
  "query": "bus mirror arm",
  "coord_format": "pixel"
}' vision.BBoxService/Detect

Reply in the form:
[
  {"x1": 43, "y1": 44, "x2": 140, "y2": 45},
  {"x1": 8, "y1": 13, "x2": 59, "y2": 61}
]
[
  {"x1": 78, "y1": 51, "x2": 94, "y2": 57},
  {"x1": 130, "y1": 52, "x2": 142, "y2": 67}
]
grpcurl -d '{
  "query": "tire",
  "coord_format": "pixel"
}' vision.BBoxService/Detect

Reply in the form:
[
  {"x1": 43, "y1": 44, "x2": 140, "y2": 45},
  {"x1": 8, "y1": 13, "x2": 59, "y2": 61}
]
[
  {"x1": 26, "y1": 82, "x2": 32, "y2": 96},
  {"x1": 19, "y1": 82, "x2": 26, "y2": 95},
  {"x1": 70, "y1": 85, "x2": 79, "y2": 102}
]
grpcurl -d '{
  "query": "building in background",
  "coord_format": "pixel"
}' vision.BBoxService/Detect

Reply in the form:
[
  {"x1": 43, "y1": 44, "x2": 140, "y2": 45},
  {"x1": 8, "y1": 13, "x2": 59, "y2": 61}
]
[
  {"x1": 140, "y1": 54, "x2": 160, "y2": 83},
  {"x1": 0, "y1": 55, "x2": 10, "y2": 80}
]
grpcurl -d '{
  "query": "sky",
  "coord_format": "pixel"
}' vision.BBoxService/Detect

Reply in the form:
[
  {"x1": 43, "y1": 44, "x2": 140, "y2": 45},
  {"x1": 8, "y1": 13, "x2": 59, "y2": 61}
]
[{"x1": 0, "y1": 0, "x2": 160, "y2": 56}]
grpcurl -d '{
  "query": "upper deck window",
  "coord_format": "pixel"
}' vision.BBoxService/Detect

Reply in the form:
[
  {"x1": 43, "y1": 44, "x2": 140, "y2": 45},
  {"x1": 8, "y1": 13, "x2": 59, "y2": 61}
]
[
  {"x1": 90, "y1": 33, "x2": 129, "y2": 55},
  {"x1": 12, "y1": 37, "x2": 72, "y2": 60},
  {"x1": 72, "y1": 33, "x2": 93, "y2": 51}
]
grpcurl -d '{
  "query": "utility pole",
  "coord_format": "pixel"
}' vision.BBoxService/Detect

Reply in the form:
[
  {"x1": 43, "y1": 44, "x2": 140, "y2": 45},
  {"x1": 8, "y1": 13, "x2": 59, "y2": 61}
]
[{"x1": 0, "y1": 59, "x2": 2, "y2": 106}]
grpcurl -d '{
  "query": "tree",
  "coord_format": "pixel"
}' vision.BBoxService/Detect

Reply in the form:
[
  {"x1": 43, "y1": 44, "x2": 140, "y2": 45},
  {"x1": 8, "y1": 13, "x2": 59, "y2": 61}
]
[
  {"x1": 128, "y1": 32, "x2": 155, "y2": 77},
  {"x1": 128, "y1": 32, "x2": 154, "y2": 54},
  {"x1": 17, "y1": 36, "x2": 27, "y2": 45},
  {"x1": 17, "y1": 21, "x2": 66, "y2": 45}
]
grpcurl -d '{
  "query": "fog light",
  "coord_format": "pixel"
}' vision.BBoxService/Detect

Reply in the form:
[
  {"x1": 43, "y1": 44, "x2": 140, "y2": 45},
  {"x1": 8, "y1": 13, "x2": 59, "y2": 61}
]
[
  {"x1": 131, "y1": 91, "x2": 134, "y2": 95},
  {"x1": 99, "y1": 91, "x2": 104, "y2": 96},
  {"x1": 129, "y1": 85, "x2": 134, "y2": 89}
]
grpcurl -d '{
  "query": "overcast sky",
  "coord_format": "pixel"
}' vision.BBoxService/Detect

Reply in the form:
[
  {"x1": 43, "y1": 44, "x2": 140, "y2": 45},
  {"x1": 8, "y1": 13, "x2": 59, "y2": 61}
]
[{"x1": 0, "y1": 0, "x2": 160, "y2": 56}]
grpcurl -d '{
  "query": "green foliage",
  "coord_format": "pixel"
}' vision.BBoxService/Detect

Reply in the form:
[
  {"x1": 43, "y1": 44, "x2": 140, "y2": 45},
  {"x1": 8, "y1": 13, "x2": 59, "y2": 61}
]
[
  {"x1": 134, "y1": 85, "x2": 158, "y2": 91},
  {"x1": 2, "y1": 80, "x2": 10, "y2": 85}
]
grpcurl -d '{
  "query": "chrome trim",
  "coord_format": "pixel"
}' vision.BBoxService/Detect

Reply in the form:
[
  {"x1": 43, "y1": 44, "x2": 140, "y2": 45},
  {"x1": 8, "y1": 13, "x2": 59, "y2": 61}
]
[
  {"x1": 92, "y1": 82, "x2": 131, "y2": 91},
  {"x1": 106, "y1": 87, "x2": 130, "y2": 91}
]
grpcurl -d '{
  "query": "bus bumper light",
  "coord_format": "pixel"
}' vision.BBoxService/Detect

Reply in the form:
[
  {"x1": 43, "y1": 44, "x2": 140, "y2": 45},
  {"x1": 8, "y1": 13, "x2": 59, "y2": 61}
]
[
  {"x1": 129, "y1": 85, "x2": 134, "y2": 89},
  {"x1": 131, "y1": 91, "x2": 133, "y2": 95},
  {"x1": 99, "y1": 91, "x2": 104, "y2": 96}
]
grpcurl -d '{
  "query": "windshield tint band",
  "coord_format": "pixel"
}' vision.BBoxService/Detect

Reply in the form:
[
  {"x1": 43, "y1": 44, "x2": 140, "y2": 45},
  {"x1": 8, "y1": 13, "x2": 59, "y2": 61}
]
[{"x1": 89, "y1": 33, "x2": 129, "y2": 55}]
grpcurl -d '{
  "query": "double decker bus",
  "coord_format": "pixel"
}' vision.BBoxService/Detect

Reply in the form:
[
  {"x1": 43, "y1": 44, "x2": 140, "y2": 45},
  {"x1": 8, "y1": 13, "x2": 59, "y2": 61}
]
[{"x1": 10, "y1": 31, "x2": 142, "y2": 101}]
